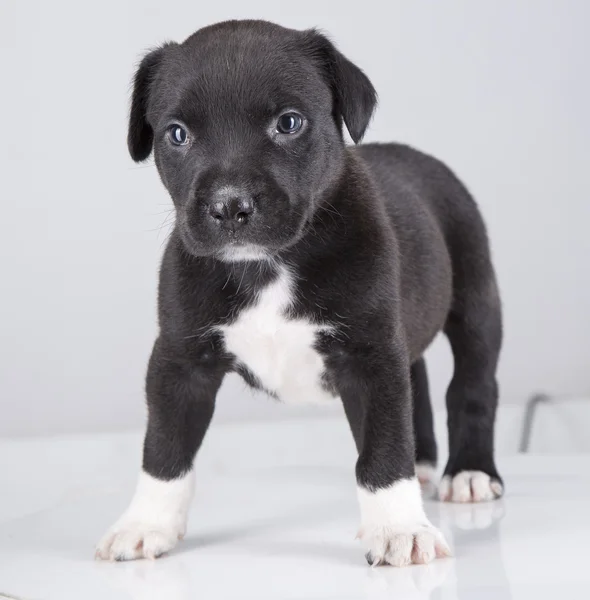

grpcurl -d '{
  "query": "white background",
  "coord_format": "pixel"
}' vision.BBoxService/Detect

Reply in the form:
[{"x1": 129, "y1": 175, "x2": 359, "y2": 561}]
[{"x1": 1, "y1": 0, "x2": 589, "y2": 436}]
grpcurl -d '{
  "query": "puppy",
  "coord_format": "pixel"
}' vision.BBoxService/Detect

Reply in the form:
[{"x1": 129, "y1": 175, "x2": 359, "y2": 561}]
[{"x1": 96, "y1": 19, "x2": 503, "y2": 567}]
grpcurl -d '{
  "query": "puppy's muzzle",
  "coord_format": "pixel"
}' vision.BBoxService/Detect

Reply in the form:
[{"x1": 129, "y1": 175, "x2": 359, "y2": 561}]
[{"x1": 208, "y1": 188, "x2": 254, "y2": 232}]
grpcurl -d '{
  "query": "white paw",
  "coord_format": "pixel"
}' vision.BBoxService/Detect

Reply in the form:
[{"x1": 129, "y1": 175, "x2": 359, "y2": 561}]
[
  {"x1": 415, "y1": 462, "x2": 436, "y2": 485},
  {"x1": 361, "y1": 522, "x2": 451, "y2": 567},
  {"x1": 96, "y1": 470, "x2": 194, "y2": 562},
  {"x1": 357, "y1": 478, "x2": 451, "y2": 567},
  {"x1": 439, "y1": 471, "x2": 503, "y2": 503},
  {"x1": 96, "y1": 519, "x2": 184, "y2": 561}
]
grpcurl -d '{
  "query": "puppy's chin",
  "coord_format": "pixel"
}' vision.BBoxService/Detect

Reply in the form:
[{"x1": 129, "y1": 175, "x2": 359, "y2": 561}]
[
  {"x1": 216, "y1": 244, "x2": 272, "y2": 263},
  {"x1": 214, "y1": 223, "x2": 311, "y2": 261}
]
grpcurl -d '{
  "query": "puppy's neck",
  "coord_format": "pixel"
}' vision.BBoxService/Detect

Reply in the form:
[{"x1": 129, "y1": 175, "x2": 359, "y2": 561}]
[{"x1": 284, "y1": 149, "x2": 376, "y2": 259}]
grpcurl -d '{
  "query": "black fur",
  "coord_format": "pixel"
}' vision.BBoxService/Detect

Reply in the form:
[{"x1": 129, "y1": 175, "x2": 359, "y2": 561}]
[
  {"x1": 129, "y1": 20, "x2": 502, "y2": 496},
  {"x1": 412, "y1": 357, "x2": 438, "y2": 468}
]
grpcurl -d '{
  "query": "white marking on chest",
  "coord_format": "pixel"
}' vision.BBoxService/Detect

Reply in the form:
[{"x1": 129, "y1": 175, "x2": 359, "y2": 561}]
[{"x1": 219, "y1": 266, "x2": 337, "y2": 404}]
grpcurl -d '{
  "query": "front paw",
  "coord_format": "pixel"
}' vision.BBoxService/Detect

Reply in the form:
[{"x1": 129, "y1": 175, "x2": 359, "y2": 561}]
[
  {"x1": 96, "y1": 470, "x2": 194, "y2": 561},
  {"x1": 96, "y1": 519, "x2": 184, "y2": 561},
  {"x1": 357, "y1": 479, "x2": 451, "y2": 567},
  {"x1": 360, "y1": 522, "x2": 450, "y2": 567}
]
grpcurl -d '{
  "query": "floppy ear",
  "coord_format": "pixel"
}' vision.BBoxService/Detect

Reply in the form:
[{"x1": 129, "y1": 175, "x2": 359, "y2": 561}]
[
  {"x1": 127, "y1": 45, "x2": 171, "y2": 162},
  {"x1": 302, "y1": 30, "x2": 377, "y2": 143}
]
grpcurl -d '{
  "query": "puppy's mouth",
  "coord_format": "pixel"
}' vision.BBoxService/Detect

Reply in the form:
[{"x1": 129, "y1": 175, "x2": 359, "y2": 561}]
[{"x1": 177, "y1": 219, "x2": 274, "y2": 261}]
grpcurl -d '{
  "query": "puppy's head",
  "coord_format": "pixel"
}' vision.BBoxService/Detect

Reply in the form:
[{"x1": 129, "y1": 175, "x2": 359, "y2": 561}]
[{"x1": 129, "y1": 20, "x2": 376, "y2": 260}]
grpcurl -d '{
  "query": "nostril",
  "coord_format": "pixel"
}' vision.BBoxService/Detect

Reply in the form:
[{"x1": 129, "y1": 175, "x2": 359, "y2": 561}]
[
  {"x1": 209, "y1": 202, "x2": 226, "y2": 222},
  {"x1": 227, "y1": 197, "x2": 254, "y2": 223},
  {"x1": 209, "y1": 195, "x2": 255, "y2": 227}
]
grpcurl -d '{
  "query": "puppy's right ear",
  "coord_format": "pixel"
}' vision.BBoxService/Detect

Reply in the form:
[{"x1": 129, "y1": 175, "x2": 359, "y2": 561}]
[{"x1": 128, "y1": 45, "x2": 172, "y2": 162}]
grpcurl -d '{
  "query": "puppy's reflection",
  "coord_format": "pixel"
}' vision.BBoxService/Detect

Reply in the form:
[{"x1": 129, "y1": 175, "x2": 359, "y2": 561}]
[
  {"x1": 98, "y1": 557, "x2": 192, "y2": 600},
  {"x1": 435, "y1": 499, "x2": 512, "y2": 600},
  {"x1": 365, "y1": 556, "x2": 453, "y2": 599},
  {"x1": 443, "y1": 499, "x2": 506, "y2": 534}
]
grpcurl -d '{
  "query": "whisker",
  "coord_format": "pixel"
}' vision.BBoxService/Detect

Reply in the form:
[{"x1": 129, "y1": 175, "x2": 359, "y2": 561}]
[
  {"x1": 222, "y1": 269, "x2": 232, "y2": 291},
  {"x1": 235, "y1": 262, "x2": 248, "y2": 296}
]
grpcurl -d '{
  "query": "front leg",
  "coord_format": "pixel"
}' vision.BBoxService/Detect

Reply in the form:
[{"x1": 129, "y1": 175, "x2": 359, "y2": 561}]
[
  {"x1": 96, "y1": 338, "x2": 226, "y2": 561},
  {"x1": 338, "y1": 341, "x2": 451, "y2": 567}
]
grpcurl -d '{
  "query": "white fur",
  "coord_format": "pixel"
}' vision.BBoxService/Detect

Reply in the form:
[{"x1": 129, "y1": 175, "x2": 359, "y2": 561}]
[
  {"x1": 219, "y1": 244, "x2": 269, "y2": 262},
  {"x1": 415, "y1": 462, "x2": 436, "y2": 484},
  {"x1": 439, "y1": 470, "x2": 503, "y2": 503},
  {"x1": 96, "y1": 470, "x2": 194, "y2": 561},
  {"x1": 219, "y1": 265, "x2": 337, "y2": 404},
  {"x1": 357, "y1": 477, "x2": 450, "y2": 567}
]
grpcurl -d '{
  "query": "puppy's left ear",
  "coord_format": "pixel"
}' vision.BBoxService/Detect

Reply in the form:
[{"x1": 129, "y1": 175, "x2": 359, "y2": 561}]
[
  {"x1": 302, "y1": 30, "x2": 377, "y2": 143},
  {"x1": 128, "y1": 44, "x2": 174, "y2": 162}
]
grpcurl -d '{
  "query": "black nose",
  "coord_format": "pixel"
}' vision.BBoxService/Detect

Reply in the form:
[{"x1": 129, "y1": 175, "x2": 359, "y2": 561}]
[{"x1": 209, "y1": 195, "x2": 254, "y2": 230}]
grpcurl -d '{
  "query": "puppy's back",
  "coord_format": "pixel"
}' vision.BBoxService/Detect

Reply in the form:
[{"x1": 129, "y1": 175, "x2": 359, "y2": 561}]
[
  {"x1": 354, "y1": 142, "x2": 496, "y2": 354},
  {"x1": 354, "y1": 142, "x2": 493, "y2": 277}
]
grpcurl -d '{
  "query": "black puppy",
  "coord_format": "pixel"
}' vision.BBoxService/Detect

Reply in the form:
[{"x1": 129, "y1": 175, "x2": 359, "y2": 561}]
[{"x1": 96, "y1": 20, "x2": 503, "y2": 567}]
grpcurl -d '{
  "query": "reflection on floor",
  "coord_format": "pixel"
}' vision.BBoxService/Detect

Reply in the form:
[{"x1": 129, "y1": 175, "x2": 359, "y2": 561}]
[{"x1": 0, "y1": 417, "x2": 589, "y2": 599}]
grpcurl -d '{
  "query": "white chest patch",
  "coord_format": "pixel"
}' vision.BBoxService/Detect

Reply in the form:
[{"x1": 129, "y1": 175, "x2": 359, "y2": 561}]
[{"x1": 219, "y1": 266, "x2": 337, "y2": 405}]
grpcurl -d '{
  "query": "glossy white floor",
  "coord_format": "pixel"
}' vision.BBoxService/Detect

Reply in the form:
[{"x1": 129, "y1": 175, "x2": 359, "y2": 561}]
[{"x1": 1, "y1": 416, "x2": 589, "y2": 599}]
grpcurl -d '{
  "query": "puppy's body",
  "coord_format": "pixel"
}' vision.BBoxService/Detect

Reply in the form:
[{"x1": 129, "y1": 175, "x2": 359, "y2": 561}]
[
  {"x1": 97, "y1": 20, "x2": 503, "y2": 566},
  {"x1": 357, "y1": 143, "x2": 455, "y2": 360}
]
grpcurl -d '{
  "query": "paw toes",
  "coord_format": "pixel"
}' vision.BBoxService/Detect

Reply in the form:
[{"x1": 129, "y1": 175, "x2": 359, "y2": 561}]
[
  {"x1": 143, "y1": 531, "x2": 175, "y2": 560},
  {"x1": 452, "y1": 472, "x2": 473, "y2": 502},
  {"x1": 471, "y1": 473, "x2": 495, "y2": 501},
  {"x1": 95, "y1": 532, "x2": 116, "y2": 561},
  {"x1": 440, "y1": 471, "x2": 503, "y2": 503},
  {"x1": 96, "y1": 526, "x2": 180, "y2": 561},
  {"x1": 415, "y1": 462, "x2": 436, "y2": 485},
  {"x1": 411, "y1": 532, "x2": 436, "y2": 564},
  {"x1": 366, "y1": 551, "x2": 385, "y2": 567},
  {"x1": 490, "y1": 479, "x2": 504, "y2": 497},
  {"x1": 385, "y1": 533, "x2": 414, "y2": 567},
  {"x1": 362, "y1": 527, "x2": 449, "y2": 567},
  {"x1": 434, "y1": 533, "x2": 452, "y2": 558},
  {"x1": 110, "y1": 530, "x2": 144, "y2": 561},
  {"x1": 438, "y1": 476, "x2": 452, "y2": 502}
]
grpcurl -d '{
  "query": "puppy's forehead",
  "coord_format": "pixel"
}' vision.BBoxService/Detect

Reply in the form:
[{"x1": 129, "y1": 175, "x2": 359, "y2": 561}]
[{"x1": 155, "y1": 22, "x2": 329, "y2": 119}]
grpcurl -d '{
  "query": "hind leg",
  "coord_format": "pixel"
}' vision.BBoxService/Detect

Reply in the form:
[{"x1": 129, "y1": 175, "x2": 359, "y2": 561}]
[
  {"x1": 411, "y1": 357, "x2": 438, "y2": 484},
  {"x1": 439, "y1": 278, "x2": 504, "y2": 503}
]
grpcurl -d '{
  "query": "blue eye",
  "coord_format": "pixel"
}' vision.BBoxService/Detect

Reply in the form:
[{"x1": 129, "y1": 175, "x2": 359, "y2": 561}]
[
  {"x1": 276, "y1": 112, "x2": 303, "y2": 134},
  {"x1": 168, "y1": 125, "x2": 189, "y2": 146}
]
